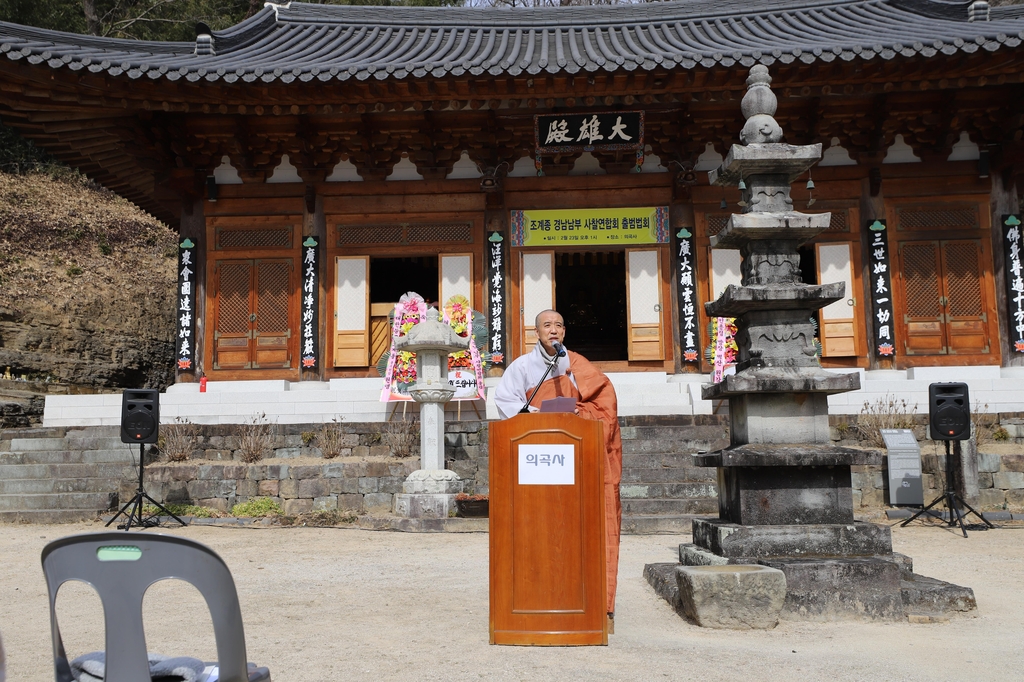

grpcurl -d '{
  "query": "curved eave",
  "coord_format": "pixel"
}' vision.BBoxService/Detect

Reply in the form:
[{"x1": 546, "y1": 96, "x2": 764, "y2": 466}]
[{"x1": 0, "y1": 1, "x2": 1022, "y2": 85}]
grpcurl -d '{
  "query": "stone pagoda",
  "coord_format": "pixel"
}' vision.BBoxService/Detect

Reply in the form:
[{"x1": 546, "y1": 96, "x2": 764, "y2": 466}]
[{"x1": 647, "y1": 66, "x2": 975, "y2": 622}]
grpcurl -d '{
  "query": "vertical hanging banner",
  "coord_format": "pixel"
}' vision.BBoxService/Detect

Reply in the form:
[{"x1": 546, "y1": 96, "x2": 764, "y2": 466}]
[
  {"x1": 1002, "y1": 215, "x2": 1024, "y2": 353},
  {"x1": 176, "y1": 238, "x2": 196, "y2": 371},
  {"x1": 487, "y1": 232, "x2": 508, "y2": 366},
  {"x1": 867, "y1": 220, "x2": 896, "y2": 358},
  {"x1": 300, "y1": 237, "x2": 320, "y2": 369},
  {"x1": 675, "y1": 228, "x2": 701, "y2": 365}
]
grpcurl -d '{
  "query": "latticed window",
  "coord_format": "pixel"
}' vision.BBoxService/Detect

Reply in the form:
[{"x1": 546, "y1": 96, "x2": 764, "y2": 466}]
[
  {"x1": 215, "y1": 227, "x2": 293, "y2": 249},
  {"x1": 336, "y1": 223, "x2": 473, "y2": 246},
  {"x1": 896, "y1": 206, "x2": 978, "y2": 231}
]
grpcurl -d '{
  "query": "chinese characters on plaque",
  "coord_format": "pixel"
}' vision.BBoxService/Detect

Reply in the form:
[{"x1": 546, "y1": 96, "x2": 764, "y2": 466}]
[
  {"x1": 1002, "y1": 215, "x2": 1024, "y2": 353},
  {"x1": 534, "y1": 111, "x2": 643, "y2": 175},
  {"x1": 675, "y1": 228, "x2": 701, "y2": 365},
  {"x1": 300, "y1": 237, "x2": 320, "y2": 369},
  {"x1": 176, "y1": 238, "x2": 196, "y2": 371},
  {"x1": 487, "y1": 232, "x2": 508, "y2": 367},
  {"x1": 867, "y1": 220, "x2": 896, "y2": 358}
]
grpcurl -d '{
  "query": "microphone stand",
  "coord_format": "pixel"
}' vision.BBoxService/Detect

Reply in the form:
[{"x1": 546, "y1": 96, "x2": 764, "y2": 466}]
[{"x1": 519, "y1": 344, "x2": 567, "y2": 414}]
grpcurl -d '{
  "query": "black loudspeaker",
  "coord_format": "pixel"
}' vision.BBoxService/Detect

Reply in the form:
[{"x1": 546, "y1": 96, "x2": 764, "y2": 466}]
[
  {"x1": 928, "y1": 382, "x2": 970, "y2": 441},
  {"x1": 121, "y1": 389, "x2": 159, "y2": 444}
]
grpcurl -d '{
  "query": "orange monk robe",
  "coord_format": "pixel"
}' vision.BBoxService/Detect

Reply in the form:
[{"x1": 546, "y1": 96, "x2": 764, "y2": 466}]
[{"x1": 527, "y1": 351, "x2": 622, "y2": 615}]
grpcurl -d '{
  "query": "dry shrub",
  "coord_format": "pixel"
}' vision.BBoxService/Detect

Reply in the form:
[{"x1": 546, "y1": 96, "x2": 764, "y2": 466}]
[
  {"x1": 158, "y1": 417, "x2": 201, "y2": 462},
  {"x1": 381, "y1": 418, "x2": 417, "y2": 457},
  {"x1": 236, "y1": 412, "x2": 273, "y2": 463},
  {"x1": 314, "y1": 417, "x2": 346, "y2": 459},
  {"x1": 858, "y1": 394, "x2": 918, "y2": 448},
  {"x1": 971, "y1": 400, "x2": 997, "y2": 446}
]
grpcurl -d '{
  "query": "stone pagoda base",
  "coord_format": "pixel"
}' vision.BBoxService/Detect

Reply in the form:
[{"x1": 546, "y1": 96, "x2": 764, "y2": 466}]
[{"x1": 645, "y1": 515, "x2": 977, "y2": 622}]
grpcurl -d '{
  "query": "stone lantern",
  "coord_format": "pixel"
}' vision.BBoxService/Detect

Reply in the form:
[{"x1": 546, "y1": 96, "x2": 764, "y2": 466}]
[{"x1": 392, "y1": 307, "x2": 470, "y2": 518}]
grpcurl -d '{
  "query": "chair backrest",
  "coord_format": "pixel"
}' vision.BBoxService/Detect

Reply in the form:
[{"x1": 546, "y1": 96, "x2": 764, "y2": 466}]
[{"x1": 41, "y1": 532, "x2": 250, "y2": 682}]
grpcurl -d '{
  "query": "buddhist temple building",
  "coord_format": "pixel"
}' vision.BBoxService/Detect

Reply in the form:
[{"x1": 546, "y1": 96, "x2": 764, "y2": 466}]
[{"x1": 4, "y1": 0, "x2": 1024, "y2": 424}]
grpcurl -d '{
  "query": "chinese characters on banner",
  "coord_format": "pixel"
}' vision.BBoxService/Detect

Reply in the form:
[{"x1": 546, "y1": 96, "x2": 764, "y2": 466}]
[
  {"x1": 674, "y1": 228, "x2": 701, "y2": 365},
  {"x1": 487, "y1": 232, "x2": 508, "y2": 367},
  {"x1": 300, "y1": 237, "x2": 320, "y2": 369},
  {"x1": 1002, "y1": 215, "x2": 1024, "y2": 353},
  {"x1": 867, "y1": 220, "x2": 896, "y2": 358},
  {"x1": 176, "y1": 238, "x2": 196, "y2": 371}
]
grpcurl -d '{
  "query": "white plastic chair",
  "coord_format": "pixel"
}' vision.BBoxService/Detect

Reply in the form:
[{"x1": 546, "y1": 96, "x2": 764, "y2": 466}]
[{"x1": 41, "y1": 532, "x2": 270, "y2": 682}]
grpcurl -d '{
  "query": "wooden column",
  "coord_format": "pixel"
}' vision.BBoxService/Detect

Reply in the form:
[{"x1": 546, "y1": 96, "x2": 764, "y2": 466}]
[
  {"x1": 178, "y1": 196, "x2": 206, "y2": 382},
  {"x1": 990, "y1": 165, "x2": 1022, "y2": 367},
  {"x1": 301, "y1": 184, "x2": 328, "y2": 381},
  {"x1": 859, "y1": 170, "x2": 891, "y2": 370},
  {"x1": 669, "y1": 198, "x2": 695, "y2": 374}
]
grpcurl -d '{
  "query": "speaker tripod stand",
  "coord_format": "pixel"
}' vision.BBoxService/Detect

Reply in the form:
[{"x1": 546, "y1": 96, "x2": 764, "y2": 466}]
[
  {"x1": 105, "y1": 443, "x2": 186, "y2": 531},
  {"x1": 901, "y1": 439, "x2": 994, "y2": 538}
]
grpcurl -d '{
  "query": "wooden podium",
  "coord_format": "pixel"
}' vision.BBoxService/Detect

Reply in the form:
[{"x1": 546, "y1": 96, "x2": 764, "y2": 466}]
[{"x1": 489, "y1": 413, "x2": 608, "y2": 646}]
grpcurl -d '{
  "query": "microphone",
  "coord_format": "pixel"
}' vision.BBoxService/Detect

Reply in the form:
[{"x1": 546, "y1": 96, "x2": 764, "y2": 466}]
[{"x1": 553, "y1": 342, "x2": 566, "y2": 357}]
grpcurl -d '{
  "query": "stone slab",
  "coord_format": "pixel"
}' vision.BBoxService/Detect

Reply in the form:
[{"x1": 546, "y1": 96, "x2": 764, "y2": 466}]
[
  {"x1": 676, "y1": 564, "x2": 786, "y2": 629},
  {"x1": 706, "y1": 283, "x2": 845, "y2": 316},
  {"x1": 901, "y1": 575, "x2": 977, "y2": 616},
  {"x1": 716, "y1": 464, "x2": 855, "y2": 525},
  {"x1": 393, "y1": 492, "x2": 456, "y2": 519},
  {"x1": 702, "y1": 368, "x2": 860, "y2": 399},
  {"x1": 694, "y1": 444, "x2": 881, "y2": 468},
  {"x1": 710, "y1": 143, "x2": 823, "y2": 187},
  {"x1": 690, "y1": 518, "x2": 894, "y2": 559},
  {"x1": 760, "y1": 556, "x2": 904, "y2": 621}
]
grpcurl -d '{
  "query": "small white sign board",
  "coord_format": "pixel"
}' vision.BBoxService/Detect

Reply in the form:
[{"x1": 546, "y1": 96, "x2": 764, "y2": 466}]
[{"x1": 518, "y1": 444, "x2": 575, "y2": 485}]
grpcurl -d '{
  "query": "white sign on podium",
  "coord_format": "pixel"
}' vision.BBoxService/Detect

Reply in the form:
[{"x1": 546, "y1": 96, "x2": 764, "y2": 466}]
[{"x1": 518, "y1": 444, "x2": 575, "y2": 485}]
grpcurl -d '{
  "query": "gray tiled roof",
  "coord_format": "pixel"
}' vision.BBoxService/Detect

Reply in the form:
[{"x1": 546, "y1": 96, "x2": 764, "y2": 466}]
[{"x1": 1, "y1": 0, "x2": 1023, "y2": 84}]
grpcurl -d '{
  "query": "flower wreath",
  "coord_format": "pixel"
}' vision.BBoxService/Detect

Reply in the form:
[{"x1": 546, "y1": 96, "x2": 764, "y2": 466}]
[{"x1": 379, "y1": 292, "x2": 426, "y2": 401}]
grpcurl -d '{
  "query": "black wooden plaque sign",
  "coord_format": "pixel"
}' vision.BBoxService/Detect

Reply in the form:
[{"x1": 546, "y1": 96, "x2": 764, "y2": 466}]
[
  {"x1": 867, "y1": 219, "x2": 896, "y2": 358},
  {"x1": 487, "y1": 232, "x2": 508, "y2": 367},
  {"x1": 1002, "y1": 215, "x2": 1024, "y2": 353},
  {"x1": 534, "y1": 111, "x2": 643, "y2": 154},
  {"x1": 300, "y1": 236, "x2": 320, "y2": 370},
  {"x1": 176, "y1": 238, "x2": 197, "y2": 371},
  {"x1": 675, "y1": 228, "x2": 701, "y2": 365}
]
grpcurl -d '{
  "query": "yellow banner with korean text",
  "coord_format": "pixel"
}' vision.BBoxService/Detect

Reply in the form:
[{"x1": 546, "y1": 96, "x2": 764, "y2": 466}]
[{"x1": 510, "y1": 207, "x2": 670, "y2": 247}]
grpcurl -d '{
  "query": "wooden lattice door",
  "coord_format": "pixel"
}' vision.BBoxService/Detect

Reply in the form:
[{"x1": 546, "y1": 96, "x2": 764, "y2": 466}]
[
  {"x1": 898, "y1": 240, "x2": 988, "y2": 356},
  {"x1": 213, "y1": 259, "x2": 293, "y2": 369}
]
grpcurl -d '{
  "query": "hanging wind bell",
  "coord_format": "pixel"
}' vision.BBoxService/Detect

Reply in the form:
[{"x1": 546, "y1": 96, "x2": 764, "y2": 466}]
[
  {"x1": 806, "y1": 172, "x2": 816, "y2": 207},
  {"x1": 737, "y1": 177, "x2": 748, "y2": 207}
]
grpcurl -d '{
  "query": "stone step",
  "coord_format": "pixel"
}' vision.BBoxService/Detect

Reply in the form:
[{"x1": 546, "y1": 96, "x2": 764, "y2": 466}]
[
  {"x1": 0, "y1": 477, "x2": 120, "y2": 495},
  {"x1": 622, "y1": 498, "x2": 718, "y2": 516},
  {"x1": 622, "y1": 439, "x2": 725, "y2": 455},
  {"x1": 0, "y1": 492, "x2": 114, "y2": 511},
  {"x1": 8, "y1": 437, "x2": 69, "y2": 451},
  {"x1": 64, "y1": 436, "x2": 132, "y2": 451},
  {"x1": 0, "y1": 509, "x2": 101, "y2": 524},
  {"x1": 620, "y1": 482, "x2": 717, "y2": 500},
  {"x1": 622, "y1": 453, "x2": 707, "y2": 469},
  {"x1": 621, "y1": 515, "x2": 701, "y2": 535},
  {"x1": 621, "y1": 467, "x2": 717, "y2": 484},
  {"x1": 0, "y1": 462, "x2": 131, "y2": 480},
  {"x1": 0, "y1": 426, "x2": 66, "y2": 440},
  {"x1": 0, "y1": 449, "x2": 136, "y2": 465}
]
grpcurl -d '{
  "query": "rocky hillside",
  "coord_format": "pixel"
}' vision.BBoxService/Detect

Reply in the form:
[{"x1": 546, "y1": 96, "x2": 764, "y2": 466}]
[{"x1": 0, "y1": 170, "x2": 177, "y2": 423}]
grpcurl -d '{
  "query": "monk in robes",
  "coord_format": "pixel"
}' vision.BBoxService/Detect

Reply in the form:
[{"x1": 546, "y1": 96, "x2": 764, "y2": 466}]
[{"x1": 493, "y1": 309, "x2": 622, "y2": 625}]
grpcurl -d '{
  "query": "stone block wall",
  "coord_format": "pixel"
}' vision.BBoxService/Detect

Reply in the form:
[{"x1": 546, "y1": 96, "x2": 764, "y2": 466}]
[
  {"x1": 833, "y1": 414, "x2": 1024, "y2": 513},
  {"x1": 141, "y1": 420, "x2": 489, "y2": 515}
]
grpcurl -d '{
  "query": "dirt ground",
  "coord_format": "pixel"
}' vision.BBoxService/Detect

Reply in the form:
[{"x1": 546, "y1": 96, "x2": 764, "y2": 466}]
[{"x1": 1, "y1": 519, "x2": 1022, "y2": 682}]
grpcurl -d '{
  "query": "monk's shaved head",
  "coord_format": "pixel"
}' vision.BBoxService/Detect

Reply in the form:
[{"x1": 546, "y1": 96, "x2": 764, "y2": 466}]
[{"x1": 535, "y1": 309, "x2": 563, "y2": 328}]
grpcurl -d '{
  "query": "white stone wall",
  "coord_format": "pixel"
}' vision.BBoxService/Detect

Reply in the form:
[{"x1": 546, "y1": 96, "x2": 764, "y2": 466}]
[{"x1": 41, "y1": 366, "x2": 1024, "y2": 427}]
